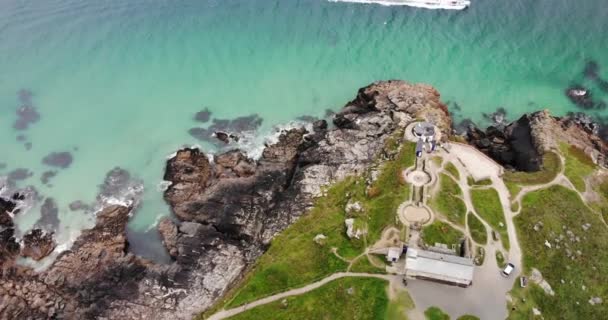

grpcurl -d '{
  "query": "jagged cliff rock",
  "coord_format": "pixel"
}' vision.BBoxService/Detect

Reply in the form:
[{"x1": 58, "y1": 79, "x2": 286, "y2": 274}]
[
  {"x1": 20, "y1": 229, "x2": 56, "y2": 261},
  {"x1": 0, "y1": 197, "x2": 20, "y2": 268},
  {"x1": 0, "y1": 80, "x2": 461, "y2": 319},
  {"x1": 2, "y1": 80, "x2": 606, "y2": 320},
  {"x1": 466, "y1": 110, "x2": 608, "y2": 171}
]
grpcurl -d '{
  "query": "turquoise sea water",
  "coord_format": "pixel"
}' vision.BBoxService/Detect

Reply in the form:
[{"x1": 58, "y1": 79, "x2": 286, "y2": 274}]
[{"x1": 1, "y1": 0, "x2": 607, "y2": 261}]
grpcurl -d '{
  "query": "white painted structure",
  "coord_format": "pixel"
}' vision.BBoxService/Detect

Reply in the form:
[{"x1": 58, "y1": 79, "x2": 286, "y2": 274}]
[
  {"x1": 386, "y1": 247, "x2": 402, "y2": 262},
  {"x1": 405, "y1": 248, "x2": 474, "y2": 287}
]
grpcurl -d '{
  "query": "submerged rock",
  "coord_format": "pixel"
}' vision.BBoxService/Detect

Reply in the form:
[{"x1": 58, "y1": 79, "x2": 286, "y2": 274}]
[
  {"x1": 42, "y1": 152, "x2": 73, "y2": 169},
  {"x1": 68, "y1": 200, "x2": 90, "y2": 211},
  {"x1": 194, "y1": 108, "x2": 211, "y2": 123},
  {"x1": 40, "y1": 170, "x2": 57, "y2": 185},
  {"x1": 97, "y1": 167, "x2": 144, "y2": 208},
  {"x1": 7, "y1": 168, "x2": 33, "y2": 181},
  {"x1": 583, "y1": 60, "x2": 599, "y2": 79},
  {"x1": 482, "y1": 107, "x2": 508, "y2": 128},
  {"x1": 36, "y1": 198, "x2": 60, "y2": 232},
  {"x1": 13, "y1": 105, "x2": 40, "y2": 131},
  {"x1": 188, "y1": 114, "x2": 263, "y2": 145}
]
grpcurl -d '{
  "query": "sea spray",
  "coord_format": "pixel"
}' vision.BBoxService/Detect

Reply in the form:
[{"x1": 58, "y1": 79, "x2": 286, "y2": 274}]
[{"x1": 235, "y1": 120, "x2": 314, "y2": 160}]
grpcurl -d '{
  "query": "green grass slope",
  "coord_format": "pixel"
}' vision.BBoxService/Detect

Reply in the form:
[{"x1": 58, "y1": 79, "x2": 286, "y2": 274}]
[
  {"x1": 226, "y1": 277, "x2": 390, "y2": 320},
  {"x1": 560, "y1": 144, "x2": 596, "y2": 192},
  {"x1": 503, "y1": 152, "x2": 561, "y2": 186},
  {"x1": 470, "y1": 188, "x2": 509, "y2": 250},
  {"x1": 467, "y1": 212, "x2": 487, "y2": 245},
  {"x1": 222, "y1": 142, "x2": 415, "y2": 308},
  {"x1": 421, "y1": 220, "x2": 464, "y2": 249},
  {"x1": 510, "y1": 185, "x2": 608, "y2": 319},
  {"x1": 430, "y1": 174, "x2": 467, "y2": 226}
]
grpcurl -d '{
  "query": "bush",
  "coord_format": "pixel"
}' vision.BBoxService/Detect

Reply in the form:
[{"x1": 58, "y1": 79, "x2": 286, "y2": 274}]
[
  {"x1": 425, "y1": 306, "x2": 450, "y2": 320},
  {"x1": 495, "y1": 250, "x2": 506, "y2": 268}
]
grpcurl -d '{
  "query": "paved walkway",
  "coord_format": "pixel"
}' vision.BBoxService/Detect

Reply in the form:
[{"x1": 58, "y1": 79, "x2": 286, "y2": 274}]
[
  {"x1": 446, "y1": 142, "x2": 503, "y2": 181},
  {"x1": 207, "y1": 273, "x2": 395, "y2": 320},
  {"x1": 406, "y1": 143, "x2": 522, "y2": 319},
  {"x1": 208, "y1": 141, "x2": 527, "y2": 320}
]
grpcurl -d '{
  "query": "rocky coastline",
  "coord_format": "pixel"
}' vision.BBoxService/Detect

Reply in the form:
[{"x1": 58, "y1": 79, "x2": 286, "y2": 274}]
[
  {"x1": 1, "y1": 80, "x2": 607, "y2": 319},
  {"x1": 464, "y1": 110, "x2": 608, "y2": 171}
]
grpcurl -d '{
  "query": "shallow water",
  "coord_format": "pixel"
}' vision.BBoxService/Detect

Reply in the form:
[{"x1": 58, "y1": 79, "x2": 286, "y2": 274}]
[{"x1": 1, "y1": 0, "x2": 607, "y2": 261}]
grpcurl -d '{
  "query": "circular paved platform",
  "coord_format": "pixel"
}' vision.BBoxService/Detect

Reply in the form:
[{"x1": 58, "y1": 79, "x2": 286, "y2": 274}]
[
  {"x1": 398, "y1": 202, "x2": 433, "y2": 226},
  {"x1": 405, "y1": 170, "x2": 431, "y2": 187}
]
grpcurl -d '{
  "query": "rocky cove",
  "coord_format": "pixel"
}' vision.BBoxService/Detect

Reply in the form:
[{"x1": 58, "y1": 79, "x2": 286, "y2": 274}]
[{"x1": 1, "y1": 80, "x2": 607, "y2": 319}]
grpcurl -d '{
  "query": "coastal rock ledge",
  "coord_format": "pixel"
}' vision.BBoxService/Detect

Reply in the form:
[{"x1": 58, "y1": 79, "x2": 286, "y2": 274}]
[
  {"x1": 3, "y1": 79, "x2": 605, "y2": 319},
  {"x1": 1, "y1": 80, "x2": 447, "y2": 319}
]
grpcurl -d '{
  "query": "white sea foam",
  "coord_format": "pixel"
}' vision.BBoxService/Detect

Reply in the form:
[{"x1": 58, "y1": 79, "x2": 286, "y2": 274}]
[
  {"x1": 235, "y1": 120, "x2": 313, "y2": 160},
  {"x1": 0, "y1": 176, "x2": 9, "y2": 197},
  {"x1": 327, "y1": 0, "x2": 469, "y2": 10},
  {"x1": 157, "y1": 180, "x2": 173, "y2": 192},
  {"x1": 145, "y1": 212, "x2": 167, "y2": 232}
]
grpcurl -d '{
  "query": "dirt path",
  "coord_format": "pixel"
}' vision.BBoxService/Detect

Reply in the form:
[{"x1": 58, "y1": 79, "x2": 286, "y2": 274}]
[
  {"x1": 404, "y1": 143, "x2": 522, "y2": 319},
  {"x1": 207, "y1": 273, "x2": 395, "y2": 320}
]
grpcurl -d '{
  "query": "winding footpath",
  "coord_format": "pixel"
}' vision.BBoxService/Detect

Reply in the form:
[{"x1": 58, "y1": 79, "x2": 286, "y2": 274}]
[
  {"x1": 207, "y1": 273, "x2": 394, "y2": 320},
  {"x1": 403, "y1": 142, "x2": 523, "y2": 320},
  {"x1": 207, "y1": 142, "x2": 533, "y2": 320}
]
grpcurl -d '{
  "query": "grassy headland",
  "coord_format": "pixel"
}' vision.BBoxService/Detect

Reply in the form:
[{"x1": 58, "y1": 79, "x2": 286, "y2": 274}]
[{"x1": 509, "y1": 185, "x2": 608, "y2": 319}]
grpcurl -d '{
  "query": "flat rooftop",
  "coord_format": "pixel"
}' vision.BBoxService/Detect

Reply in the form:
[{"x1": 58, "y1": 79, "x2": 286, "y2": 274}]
[{"x1": 405, "y1": 248, "x2": 474, "y2": 285}]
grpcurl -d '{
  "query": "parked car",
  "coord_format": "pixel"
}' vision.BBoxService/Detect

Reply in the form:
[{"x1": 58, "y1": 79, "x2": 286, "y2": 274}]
[{"x1": 502, "y1": 263, "x2": 515, "y2": 277}]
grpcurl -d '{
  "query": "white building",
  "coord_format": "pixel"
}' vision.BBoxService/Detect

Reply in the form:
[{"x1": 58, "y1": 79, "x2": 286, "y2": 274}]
[
  {"x1": 404, "y1": 248, "x2": 474, "y2": 287},
  {"x1": 386, "y1": 247, "x2": 402, "y2": 262}
]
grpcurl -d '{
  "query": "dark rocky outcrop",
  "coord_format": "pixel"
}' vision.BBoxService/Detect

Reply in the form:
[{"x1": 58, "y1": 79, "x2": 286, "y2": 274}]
[
  {"x1": 155, "y1": 80, "x2": 451, "y2": 317},
  {"x1": 0, "y1": 205, "x2": 153, "y2": 319},
  {"x1": 20, "y1": 229, "x2": 56, "y2": 261},
  {"x1": 0, "y1": 197, "x2": 20, "y2": 268},
  {"x1": 466, "y1": 114, "x2": 542, "y2": 171},
  {"x1": 465, "y1": 110, "x2": 608, "y2": 170},
  {"x1": 157, "y1": 218, "x2": 178, "y2": 258},
  {"x1": 11, "y1": 80, "x2": 606, "y2": 319},
  {"x1": 189, "y1": 114, "x2": 263, "y2": 146},
  {"x1": 0, "y1": 80, "x2": 444, "y2": 319}
]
